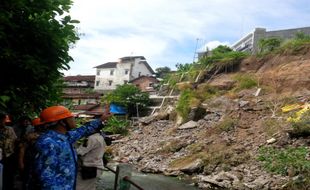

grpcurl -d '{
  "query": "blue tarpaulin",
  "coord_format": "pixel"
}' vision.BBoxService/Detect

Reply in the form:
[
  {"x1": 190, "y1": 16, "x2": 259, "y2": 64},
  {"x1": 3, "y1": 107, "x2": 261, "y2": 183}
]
[{"x1": 110, "y1": 103, "x2": 127, "y2": 114}]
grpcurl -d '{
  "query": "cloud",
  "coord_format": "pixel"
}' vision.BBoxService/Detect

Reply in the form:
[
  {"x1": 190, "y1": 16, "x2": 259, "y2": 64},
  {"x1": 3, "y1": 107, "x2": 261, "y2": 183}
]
[
  {"x1": 198, "y1": 41, "x2": 230, "y2": 52},
  {"x1": 64, "y1": 0, "x2": 310, "y2": 75}
]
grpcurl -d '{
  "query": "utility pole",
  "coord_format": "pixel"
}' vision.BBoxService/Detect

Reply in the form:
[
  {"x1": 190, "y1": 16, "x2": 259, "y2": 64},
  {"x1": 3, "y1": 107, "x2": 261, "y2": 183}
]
[{"x1": 192, "y1": 38, "x2": 200, "y2": 63}]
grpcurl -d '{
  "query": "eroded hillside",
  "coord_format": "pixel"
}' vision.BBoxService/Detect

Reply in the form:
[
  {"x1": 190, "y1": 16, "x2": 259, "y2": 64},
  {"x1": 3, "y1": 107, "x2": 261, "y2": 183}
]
[{"x1": 109, "y1": 45, "x2": 310, "y2": 190}]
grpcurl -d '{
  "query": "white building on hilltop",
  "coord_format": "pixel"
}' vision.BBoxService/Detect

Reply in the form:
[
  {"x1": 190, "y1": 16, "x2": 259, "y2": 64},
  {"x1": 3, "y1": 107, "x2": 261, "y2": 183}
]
[
  {"x1": 94, "y1": 56, "x2": 155, "y2": 92},
  {"x1": 231, "y1": 26, "x2": 310, "y2": 53}
]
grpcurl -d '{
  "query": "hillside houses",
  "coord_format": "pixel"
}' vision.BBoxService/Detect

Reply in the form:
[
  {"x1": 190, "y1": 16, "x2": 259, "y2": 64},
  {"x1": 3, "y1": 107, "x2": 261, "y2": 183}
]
[
  {"x1": 63, "y1": 75, "x2": 102, "y2": 105},
  {"x1": 63, "y1": 56, "x2": 159, "y2": 117},
  {"x1": 94, "y1": 56, "x2": 155, "y2": 92}
]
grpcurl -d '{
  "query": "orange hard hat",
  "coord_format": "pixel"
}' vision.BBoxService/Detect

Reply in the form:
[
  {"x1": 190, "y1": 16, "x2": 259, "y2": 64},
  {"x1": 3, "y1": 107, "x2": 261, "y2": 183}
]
[
  {"x1": 32, "y1": 118, "x2": 43, "y2": 127},
  {"x1": 5, "y1": 115, "x2": 11, "y2": 123},
  {"x1": 40, "y1": 106, "x2": 73, "y2": 123}
]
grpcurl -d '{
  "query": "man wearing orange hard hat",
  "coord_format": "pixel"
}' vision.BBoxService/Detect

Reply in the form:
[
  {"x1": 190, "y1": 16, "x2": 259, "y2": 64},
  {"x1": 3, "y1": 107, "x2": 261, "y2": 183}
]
[
  {"x1": 19, "y1": 117, "x2": 44, "y2": 189},
  {"x1": 32, "y1": 105, "x2": 111, "y2": 190}
]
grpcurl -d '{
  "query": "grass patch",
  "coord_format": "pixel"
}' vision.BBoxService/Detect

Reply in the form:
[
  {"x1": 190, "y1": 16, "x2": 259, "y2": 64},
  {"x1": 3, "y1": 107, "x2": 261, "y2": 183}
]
[
  {"x1": 262, "y1": 118, "x2": 284, "y2": 137},
  {"x1": 169, "y1": 153, "x2": 202, "y2": 168},
  {"x1": 176, "y1": 89, "x2": 193, "y2": 122},
  {"x1": 216, "y1": 117, "x2": 237, "y2": 132},
  {"x1": 258, "y1": 146, "x2": 310, "y2": 176},
  {"x1": 202, "y1": 145, "x2": 251, "y2": 173},
  {"x1": 187, "y1": 142, "x2": 205, "y2": 154},
  {"x1": 104, "y1": 116, "x2": 129, "y2": 135},
  {"x1": 196, "y1": 84, "x2": 220, "y2": 100},
  {"x1": 233, "y1": 73, "x2": 257, "y2": 91},
  {"x1": 158, "y1": 139, "x2": 186, "y2": 153}
]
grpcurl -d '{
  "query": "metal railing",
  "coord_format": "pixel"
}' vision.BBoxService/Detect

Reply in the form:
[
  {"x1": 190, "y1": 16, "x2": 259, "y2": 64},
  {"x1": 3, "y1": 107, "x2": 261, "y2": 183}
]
[{"x1": 105, "y1": 164, "x2": 144, "y2": 190}]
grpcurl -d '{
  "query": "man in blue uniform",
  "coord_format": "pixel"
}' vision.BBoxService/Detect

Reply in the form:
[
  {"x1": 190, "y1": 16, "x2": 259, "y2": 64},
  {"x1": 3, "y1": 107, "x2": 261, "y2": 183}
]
[{"x1": 33, "y1": 106, "x2": 111, "y2": 190}]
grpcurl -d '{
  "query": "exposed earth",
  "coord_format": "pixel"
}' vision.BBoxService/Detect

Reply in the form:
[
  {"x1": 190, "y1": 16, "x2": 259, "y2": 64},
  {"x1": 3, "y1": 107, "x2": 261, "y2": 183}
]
[{"x1": 109, "y1": 50, "x2": 310, "y2": 190}]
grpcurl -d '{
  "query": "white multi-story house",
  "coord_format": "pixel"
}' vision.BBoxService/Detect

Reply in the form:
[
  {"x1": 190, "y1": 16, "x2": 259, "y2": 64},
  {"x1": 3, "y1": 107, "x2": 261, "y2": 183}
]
[{"x1": 94, "y1": 56, "x2": 155, "y2": 91}]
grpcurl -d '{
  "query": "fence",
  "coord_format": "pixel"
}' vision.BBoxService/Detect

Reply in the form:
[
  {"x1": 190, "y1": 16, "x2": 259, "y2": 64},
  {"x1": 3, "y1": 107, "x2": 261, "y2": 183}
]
[{"x1": 105, "y1": 164, "x2": 144, "y2": 190}]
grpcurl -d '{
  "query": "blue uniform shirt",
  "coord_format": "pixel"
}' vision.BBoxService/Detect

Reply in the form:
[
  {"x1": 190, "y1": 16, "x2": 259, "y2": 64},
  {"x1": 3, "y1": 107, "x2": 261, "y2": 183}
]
[{"x1": 34, "y1": 119, "x2": 102, "y2": 190}]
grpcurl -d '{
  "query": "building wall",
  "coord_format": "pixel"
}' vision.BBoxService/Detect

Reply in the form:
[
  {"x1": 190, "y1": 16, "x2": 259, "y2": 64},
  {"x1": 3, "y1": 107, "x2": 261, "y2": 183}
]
[
  {"x1": 131, "y1": 77, "x2": 158, "y2": 92},
  {"x1": 94, "y1": 57, "x2": 153, "y2": 91},
  {"x1": 94, "y1": 63, "x2": 131, "y2": 91},
  {"x1": 265, "y1": 27, "x2": 310, "y2": 39},
  {"x1": 130, "y1": 58, "x2": 153, "y2": 78},
  {"x1": 231, "y1": 27, "x2": 310, "y2": 53}
]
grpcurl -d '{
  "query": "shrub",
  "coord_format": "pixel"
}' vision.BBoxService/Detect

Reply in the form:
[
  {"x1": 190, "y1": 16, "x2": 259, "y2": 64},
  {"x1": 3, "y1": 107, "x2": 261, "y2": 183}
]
[
  {"x1": 233, "y1": 73, "x2": 257, "y2": 91},
  {"x1": 195, "y1": 84, "x2": 220, "y2": 100},
  {"x1": 103, "y1": 84, "x2": 150, "y2": 117},
  {"x1": 199, "y1": 46, "x2": 248, "y2": 73},
  {"x1": 258, "y1": 146, "x2": 310, "y2": 176},
  {"x1": 258, "y1": 146, "x2": 310, "y2": 189},
  {"x1": 176, "y1": 89, "x2": 193, "y2": 122},
  {"x1": 104, "y1": 116, "x2": 129, "y2": 135},
  {"x1": 279, "y1": 32, "x2": 310, "y2": 55},
  {"x1": 262, "y1": 118, "x2": 284, "y2": 137},
  {"x1": 258, "y1": 37, "x2": 282, "y2": 54},
  {"x1": 216, "y1": 117, "x2": 237, "y2": 132},
  {"x1": 288, "y1": 107, "x2": 310, "y2": 137}
]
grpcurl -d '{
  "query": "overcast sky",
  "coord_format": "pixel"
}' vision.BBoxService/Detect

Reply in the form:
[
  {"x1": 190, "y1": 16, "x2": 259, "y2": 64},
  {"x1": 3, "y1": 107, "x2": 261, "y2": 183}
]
[{"x1": 64, "y1": 0, "x2": 310, "y2": 75}]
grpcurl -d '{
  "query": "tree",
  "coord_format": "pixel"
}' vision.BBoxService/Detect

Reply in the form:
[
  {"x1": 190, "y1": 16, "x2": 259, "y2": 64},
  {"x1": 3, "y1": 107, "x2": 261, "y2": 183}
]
[
  {"x1": 211, "y1": 45, "x2": 232, "y2": 55},
  {"x1": 155, "y1": 66, "x2": 171, "y2": 78},
  {"x1": 103, "y1": 84, "x2": 150, "y2": 117},
  {"x1": 0, "y1": 0, "x2": 79, "y2": 117}
]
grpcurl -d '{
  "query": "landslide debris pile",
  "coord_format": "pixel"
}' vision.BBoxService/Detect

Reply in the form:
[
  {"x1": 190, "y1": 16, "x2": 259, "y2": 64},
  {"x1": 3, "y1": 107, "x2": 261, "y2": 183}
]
[{"x1": 110, "y1": 43, "x2": 310, "y2": 190}]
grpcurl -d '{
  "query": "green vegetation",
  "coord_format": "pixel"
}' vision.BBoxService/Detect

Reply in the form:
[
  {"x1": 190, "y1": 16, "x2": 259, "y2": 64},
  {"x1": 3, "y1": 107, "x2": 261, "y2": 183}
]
[
  {"x1": 233, "y1": 73, "x2": 258, "y2": 91},
  {"x1": 187, "y1": 143, "x2": 205, "y2": 154},
  {"x1": 216, "y1": 117, "x2": 237, "y2": 132},
  {"x1": 175, "y1": 84, "x2": 220, "y2": 122},
  {"x1": 155, "y1": 66, "x2": 171, "y2": 78},
  {"x1": 288, "y1": 108, "x2": 310, "y2": 137},
  {"x1": 280, "y1": 32, "x2": 310, "y2": 55},
  {"x1": 202, "y1": 149, "x2": 250, "y2": 172},
  {"x1": 0, "y1": 0, "x2": 79, "y2": 116},
  {"x1": 169, "y1": 153, "x2": 201, "y2": 169},
  {"x1": 195, "y1": 84, "x2": 220, "y2": 100},
  {"x1": 262, "y1": 118, "x2": 284, "y2": 137},
  {"x1": 258, "y1": 32, "x2": 310, "y2": 56},
  {"x1": 258, "y1": 37, "x2": 282, "y2": 54},
  {"x1": 159, "y1": 139, "x2": 186, "y2": 153},
  {"x1": 103, "y1": 84, "x2": 150, "y2": 117},
  {"x1": 104, "y1": 116, "x2": 129, "y2": 135},
  {"x1": 176, "y1": 89, "x2": 193, "y2": 122},
  {"x1": 258, "y1": 146, "x2": 310, "y2": 177},
  {"x1": 199, "y1": 45, "x2": 248, "y2": 73}
]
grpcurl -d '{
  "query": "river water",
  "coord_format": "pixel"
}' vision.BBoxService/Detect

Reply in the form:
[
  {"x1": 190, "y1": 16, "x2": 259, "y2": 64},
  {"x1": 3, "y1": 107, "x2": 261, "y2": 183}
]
[{"x1": 97, "y1": 170, "x2": 199, "y2": 190}]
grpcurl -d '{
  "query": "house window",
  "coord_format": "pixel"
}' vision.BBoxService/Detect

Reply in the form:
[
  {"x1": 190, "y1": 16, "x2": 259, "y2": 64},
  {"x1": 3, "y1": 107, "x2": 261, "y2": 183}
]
[
  {"x1": 97, "y1": 70, "x2": 100, "y2": 75},
  {"x1": 125, "y1": 69, "x2": 129, "y2": 75},
  {"x1": 108, "y1": 80, "x2": 113, "y2": 86},
  {"x1": 138, "y1": 72, "x2": 141, "y2": 77},
  {"x1": 149, "y1": 82, "x2": 153, "y2": 87},
  {"x1": 96, "y1": 81, "x2": 100, "y2": 86},
  {"x1": 110, "y1": 70, "x2": 114, "y2": 75},
  {"x1": 124, "y1": 80, "x2": 128, "y2": 84}
]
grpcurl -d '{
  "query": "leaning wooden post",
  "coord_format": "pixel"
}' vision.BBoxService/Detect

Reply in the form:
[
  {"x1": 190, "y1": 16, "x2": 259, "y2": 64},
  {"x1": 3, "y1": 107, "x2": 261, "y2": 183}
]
[{"x1": 114, "y1": 164, "x2": 132, "y2": 190}]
